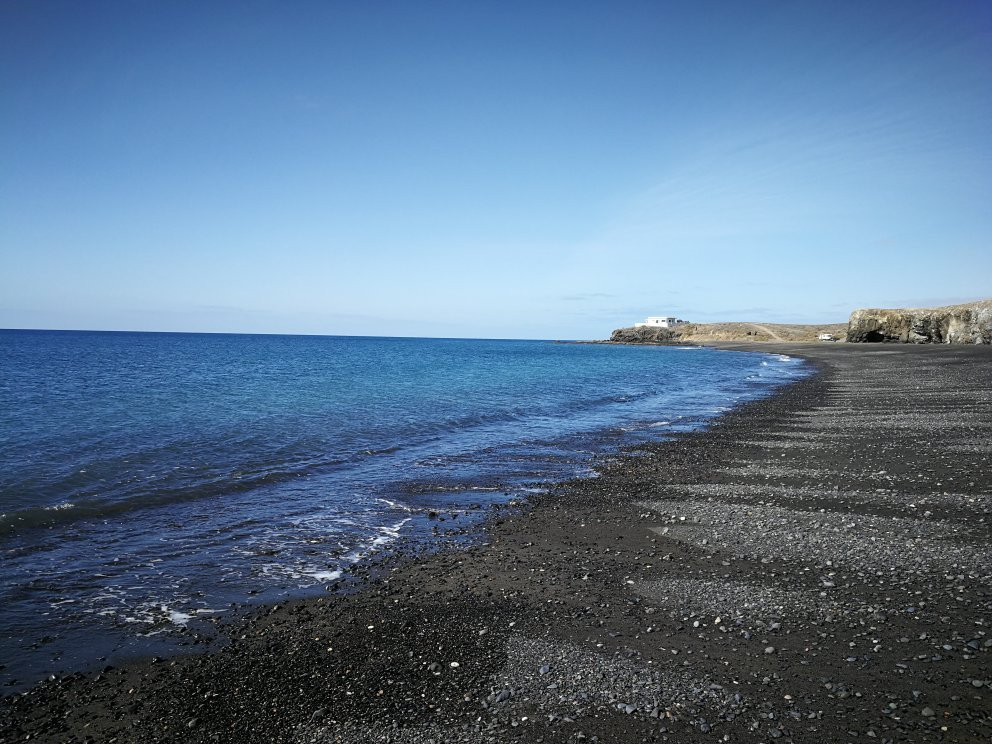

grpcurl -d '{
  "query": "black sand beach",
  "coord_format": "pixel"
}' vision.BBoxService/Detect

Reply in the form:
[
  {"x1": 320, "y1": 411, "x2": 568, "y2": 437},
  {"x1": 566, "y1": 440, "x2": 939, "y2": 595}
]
[{"x1": 2, "y1": 343, "x2": 990, "y2": 743}]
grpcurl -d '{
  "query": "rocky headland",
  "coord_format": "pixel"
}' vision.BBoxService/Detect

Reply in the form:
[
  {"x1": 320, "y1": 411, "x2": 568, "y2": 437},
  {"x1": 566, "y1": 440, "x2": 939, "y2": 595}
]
[{"x1": 608, "y1": 322, "x2": 847, "y2": 345}]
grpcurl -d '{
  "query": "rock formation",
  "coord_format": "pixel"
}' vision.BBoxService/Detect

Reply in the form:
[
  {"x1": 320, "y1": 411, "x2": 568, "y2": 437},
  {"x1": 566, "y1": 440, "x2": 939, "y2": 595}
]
[
  {"x1": 609, "y1": 326, "x2": 684, "y2": 344},
  {"x1": 846, "y1": 300, "x2": 992, "y2": 344}
]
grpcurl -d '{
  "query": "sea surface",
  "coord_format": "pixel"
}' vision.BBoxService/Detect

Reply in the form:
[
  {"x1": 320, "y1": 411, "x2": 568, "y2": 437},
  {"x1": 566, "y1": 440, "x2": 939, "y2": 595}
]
[{"x1": 0, "y1": 330, "x2": 807, "y2": 689}]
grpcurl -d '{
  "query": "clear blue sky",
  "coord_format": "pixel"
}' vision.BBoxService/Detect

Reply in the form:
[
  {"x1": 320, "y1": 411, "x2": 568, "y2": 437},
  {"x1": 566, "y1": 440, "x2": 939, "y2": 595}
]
[{"x1": 2, "y1": 1, "x2": 989, "y2": 339}]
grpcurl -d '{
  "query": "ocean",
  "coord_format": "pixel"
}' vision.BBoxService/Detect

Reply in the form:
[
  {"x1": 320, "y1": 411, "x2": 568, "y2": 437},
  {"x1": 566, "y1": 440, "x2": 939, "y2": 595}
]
[{"x1": 0, "y1": 330, "x2": 807, "y2": 689}]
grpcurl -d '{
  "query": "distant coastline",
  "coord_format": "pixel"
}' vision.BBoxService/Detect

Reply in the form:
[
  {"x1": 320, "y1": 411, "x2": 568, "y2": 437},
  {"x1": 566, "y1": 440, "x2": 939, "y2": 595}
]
[
  {"x1": 601, "y1": 298, "x2": 992, "y2": 346},
  {"x1": 603, "y1": 320, "x2": 845, "y2": 345}
]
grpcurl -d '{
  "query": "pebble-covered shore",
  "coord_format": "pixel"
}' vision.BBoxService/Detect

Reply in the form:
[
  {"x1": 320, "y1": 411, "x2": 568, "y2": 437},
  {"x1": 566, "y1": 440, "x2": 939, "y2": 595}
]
[{"x1": 2, "y1": 343, "x2": 990, "y2": 743}]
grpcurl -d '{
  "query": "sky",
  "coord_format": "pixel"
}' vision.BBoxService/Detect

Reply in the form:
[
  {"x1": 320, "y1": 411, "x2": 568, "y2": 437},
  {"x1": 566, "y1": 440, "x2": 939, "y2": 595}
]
[{"x1": 1, "y1": 0, "x2": 990, "y2": 339}]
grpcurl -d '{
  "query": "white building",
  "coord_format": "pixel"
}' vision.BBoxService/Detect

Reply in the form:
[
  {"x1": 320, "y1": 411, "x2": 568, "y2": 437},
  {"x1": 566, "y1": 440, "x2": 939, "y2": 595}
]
[
  {"x1": 817, "y1": 333, "x2": 837, "y2": 342},
  {"x1": 634, "y1": 316, "x2": 686, "y2": 328}
]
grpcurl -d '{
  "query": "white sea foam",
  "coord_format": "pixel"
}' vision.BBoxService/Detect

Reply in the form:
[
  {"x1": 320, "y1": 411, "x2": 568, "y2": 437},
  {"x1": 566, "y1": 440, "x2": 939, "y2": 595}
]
[
  {"x1": 649, "y1": 421, "x2": 671, "y2": 427},
  {"x1": 336, "y1": 517, "x2": 412, "y2": 564},
  {"x1": 376, "y1": 497, "x2": 414, "y2": 512},
  {"x1": 159, "y1": 606, "x2": 187, "y2": 624},
  {"x1": 370, "y1": 518, "x2": 410, "y2": 547},
  {"x1": 274, "y1": 515, "x2": 414, "y2": 585},
  {"x1": 306, "y1": 569, "x2": 343, "y2": 582}
]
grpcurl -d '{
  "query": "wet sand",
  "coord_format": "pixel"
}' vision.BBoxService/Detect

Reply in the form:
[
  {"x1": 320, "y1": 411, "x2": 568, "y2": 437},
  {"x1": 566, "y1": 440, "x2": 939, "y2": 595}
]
[{"x1": 2, "y1": 343, "x2": 991, "y2": 743}]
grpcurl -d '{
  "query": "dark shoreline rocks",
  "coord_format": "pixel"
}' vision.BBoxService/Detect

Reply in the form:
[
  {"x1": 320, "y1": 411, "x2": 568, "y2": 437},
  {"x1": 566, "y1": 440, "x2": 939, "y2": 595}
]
[
  {"x1": 2, "y1": 344, "x2": 991, "y2": 743},
  {"x1": 608, "y1": 326, "x2": 686, "y2": 344}
]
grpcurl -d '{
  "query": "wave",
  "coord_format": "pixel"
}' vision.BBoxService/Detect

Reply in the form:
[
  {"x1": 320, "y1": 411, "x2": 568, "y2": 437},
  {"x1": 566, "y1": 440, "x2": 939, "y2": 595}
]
[
  {"x1": 0, "y1": 462, "x2": 335, "y2": 535},
  {"x1": 380, "y1": 387, "x2": 665, "y2": 440},
  {"x1": 1, "y1": 385, "x2": 681, "y2": 535}
]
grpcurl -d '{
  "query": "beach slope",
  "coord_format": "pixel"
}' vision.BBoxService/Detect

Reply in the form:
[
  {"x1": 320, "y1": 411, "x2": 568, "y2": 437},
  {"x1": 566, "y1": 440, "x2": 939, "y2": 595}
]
[{"x1": 2, "y1": 344, "x2": 990, "y2": 743}]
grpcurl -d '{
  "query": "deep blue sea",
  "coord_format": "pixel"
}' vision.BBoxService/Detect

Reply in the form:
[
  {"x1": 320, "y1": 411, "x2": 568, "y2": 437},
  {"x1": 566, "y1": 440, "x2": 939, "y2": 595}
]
[{"x1": 0, "y1": 330, "x2": 807, "y2": 689}]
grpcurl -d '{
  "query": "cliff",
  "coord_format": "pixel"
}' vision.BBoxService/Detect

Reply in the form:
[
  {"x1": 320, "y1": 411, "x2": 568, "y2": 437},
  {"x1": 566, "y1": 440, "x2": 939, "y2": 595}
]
[{"x1": 846, "y1": 300, "x2": 992, "y2": 344}]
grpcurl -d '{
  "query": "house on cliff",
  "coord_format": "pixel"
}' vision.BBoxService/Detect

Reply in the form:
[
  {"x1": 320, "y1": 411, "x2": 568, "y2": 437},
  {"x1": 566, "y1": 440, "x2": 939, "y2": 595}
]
[{"x1": 634, "y1": 316, "x2": 685, "y2": 329}]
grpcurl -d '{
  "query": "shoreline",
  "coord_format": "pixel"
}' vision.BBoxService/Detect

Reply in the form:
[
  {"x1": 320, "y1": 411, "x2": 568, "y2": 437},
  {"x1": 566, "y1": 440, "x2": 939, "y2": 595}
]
[
  {"x1": 0, "y1": 343, "x2": 800, "y2": 696},
  {"x1": 3, "y1": 344, "x2": 991, "y2": 742}
]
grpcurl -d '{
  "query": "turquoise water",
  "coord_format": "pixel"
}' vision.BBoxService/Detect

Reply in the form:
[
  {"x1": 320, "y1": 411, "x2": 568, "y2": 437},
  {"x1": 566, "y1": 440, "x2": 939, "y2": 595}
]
[{"x1": 0, "y1": 330, "x2": 806, "y2": 688}]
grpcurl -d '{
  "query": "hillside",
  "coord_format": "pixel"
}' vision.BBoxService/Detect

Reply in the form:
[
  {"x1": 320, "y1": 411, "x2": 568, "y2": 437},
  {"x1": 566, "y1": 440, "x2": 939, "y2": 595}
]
[{"x1": 609, "y1": 321, "x2": 847, "y2": 344}]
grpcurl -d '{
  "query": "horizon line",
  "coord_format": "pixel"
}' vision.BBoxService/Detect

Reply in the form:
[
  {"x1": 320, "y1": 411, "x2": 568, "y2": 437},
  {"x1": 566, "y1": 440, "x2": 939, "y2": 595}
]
[{"x1": 0, "y1": 327, "x2": 577, "y2": 343}]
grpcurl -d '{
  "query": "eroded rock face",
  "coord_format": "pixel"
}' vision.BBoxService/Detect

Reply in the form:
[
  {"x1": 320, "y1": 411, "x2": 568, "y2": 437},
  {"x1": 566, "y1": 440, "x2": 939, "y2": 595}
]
[{"x1": 847, "y1": 300, "x2": 992, "y2": 344}]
